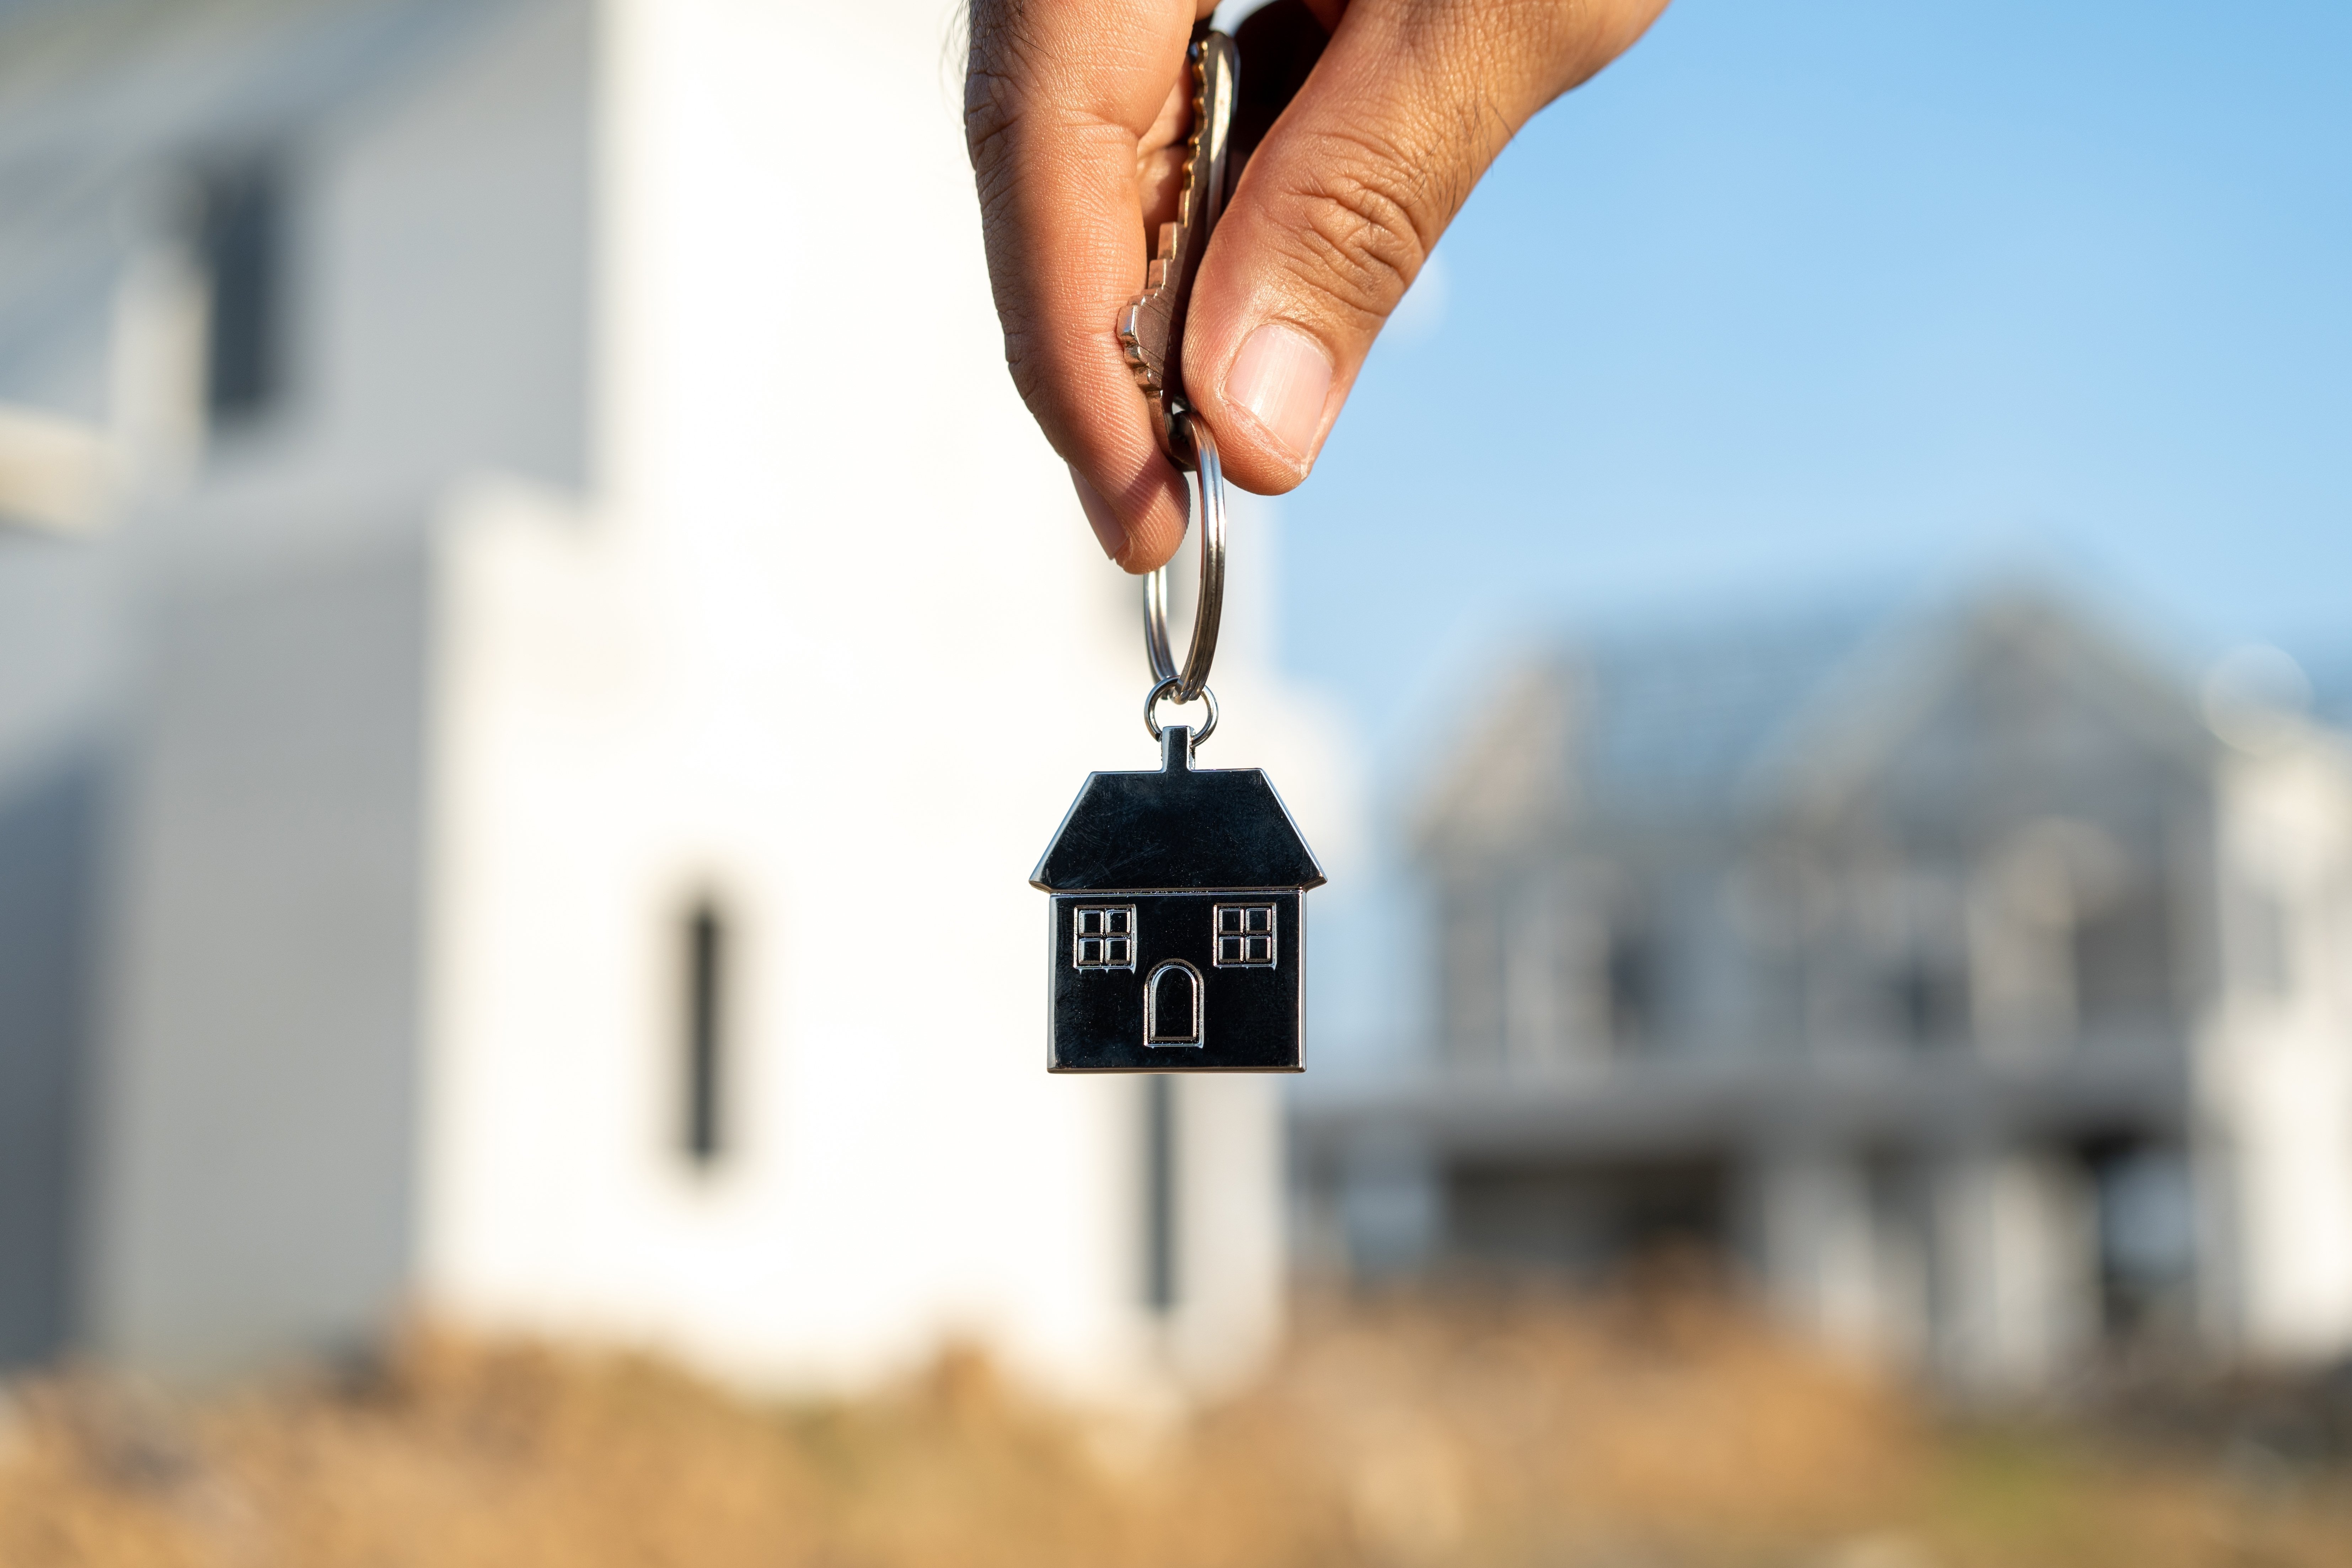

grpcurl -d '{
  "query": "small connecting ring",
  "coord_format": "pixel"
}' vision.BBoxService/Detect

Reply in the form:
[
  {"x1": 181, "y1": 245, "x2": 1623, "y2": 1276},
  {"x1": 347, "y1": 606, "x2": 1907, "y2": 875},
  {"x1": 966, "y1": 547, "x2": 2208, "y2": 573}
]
[
  {"x1": 1142, "y1": 408, "x2": 1225, "y2": 704},
  {"x1": 1143, "y1": 676, "x2": 1218, "y2": 749}
]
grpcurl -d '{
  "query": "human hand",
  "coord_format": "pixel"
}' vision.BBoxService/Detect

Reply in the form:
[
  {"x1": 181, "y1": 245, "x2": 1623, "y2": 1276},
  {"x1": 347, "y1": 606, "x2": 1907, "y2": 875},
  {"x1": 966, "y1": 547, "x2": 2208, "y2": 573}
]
[{"x1": 965, "y1": 0, "x2": 1667, "y2": 572}]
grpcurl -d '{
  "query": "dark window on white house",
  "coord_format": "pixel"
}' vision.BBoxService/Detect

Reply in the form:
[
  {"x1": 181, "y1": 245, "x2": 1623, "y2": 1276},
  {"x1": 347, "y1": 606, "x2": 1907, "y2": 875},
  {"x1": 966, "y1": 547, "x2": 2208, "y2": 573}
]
[
  {"x1": 196, "y1": 161, "x2": 284, "y2": 423},
  {"x1": 682, "y1": 901, "x2": 728, "y2": 1165},
  {"x1": 2085, "y1": 1140, "x2": 2195, "y2": 1340}
]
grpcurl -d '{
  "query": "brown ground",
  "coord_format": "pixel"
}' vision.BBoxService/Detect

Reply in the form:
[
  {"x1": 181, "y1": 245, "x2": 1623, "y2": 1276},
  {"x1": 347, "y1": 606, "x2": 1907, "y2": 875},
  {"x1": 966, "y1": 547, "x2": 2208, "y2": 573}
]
[{"x1": 4, "y1": 1285, "x2": 2350, "y2": 1568}]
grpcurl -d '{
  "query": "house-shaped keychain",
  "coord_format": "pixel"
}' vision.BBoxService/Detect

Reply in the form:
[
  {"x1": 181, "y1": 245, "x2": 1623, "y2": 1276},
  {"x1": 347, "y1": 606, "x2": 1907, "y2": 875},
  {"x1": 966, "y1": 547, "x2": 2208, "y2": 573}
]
[{"x1": 1033, "y1": 723, "x2": 1325, "y2": 1071}]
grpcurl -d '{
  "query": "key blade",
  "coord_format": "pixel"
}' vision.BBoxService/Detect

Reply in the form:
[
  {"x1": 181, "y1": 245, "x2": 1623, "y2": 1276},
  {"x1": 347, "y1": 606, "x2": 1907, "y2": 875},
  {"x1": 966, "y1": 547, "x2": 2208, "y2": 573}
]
[{"x1": 1118, "y1": 28, "x2": 1238, "y2": 419}]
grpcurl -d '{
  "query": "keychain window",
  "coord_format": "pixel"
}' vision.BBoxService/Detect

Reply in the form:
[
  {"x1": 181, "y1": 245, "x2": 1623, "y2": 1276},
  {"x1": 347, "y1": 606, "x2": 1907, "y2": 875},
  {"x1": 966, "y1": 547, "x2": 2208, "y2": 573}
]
[
  {"x1": 1073, "y1": 906, "x2": 1136, "y2": 969},
  {"x1": 1212, "y1": 904, "x2": 1276, "y2": 967}
]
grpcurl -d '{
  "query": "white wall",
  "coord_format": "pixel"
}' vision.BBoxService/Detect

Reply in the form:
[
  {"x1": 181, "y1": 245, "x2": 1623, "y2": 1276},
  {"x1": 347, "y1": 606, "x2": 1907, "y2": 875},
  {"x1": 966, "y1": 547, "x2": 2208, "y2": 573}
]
[
  {"x1": 415, "y1": 0, "x2": 1339, "y2": 1401},
  {"x1": 2199, "y1": 731, "x2": 2352, "y2": 1361}
]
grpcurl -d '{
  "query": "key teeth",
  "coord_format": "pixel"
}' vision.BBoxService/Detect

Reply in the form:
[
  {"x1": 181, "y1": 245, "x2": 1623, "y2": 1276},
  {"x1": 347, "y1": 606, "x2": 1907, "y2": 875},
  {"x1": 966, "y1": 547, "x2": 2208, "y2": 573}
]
[
  {"x1": 1119, "y1": 296, "x2": 1168, "y2": 393},
  {"x1": 1119, "y1": 36, "x2": 1218, "y2": 405}
]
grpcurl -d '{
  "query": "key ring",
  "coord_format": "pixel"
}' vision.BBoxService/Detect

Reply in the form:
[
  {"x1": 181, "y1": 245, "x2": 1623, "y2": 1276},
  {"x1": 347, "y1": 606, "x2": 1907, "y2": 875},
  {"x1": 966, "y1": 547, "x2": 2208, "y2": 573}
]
[
  {"x1": 1141, "y1": 408, "x2": 1225, "y2": 706},
  {"x1": 1144, "y1": 674, "x2": 1218, "y2": 748}
]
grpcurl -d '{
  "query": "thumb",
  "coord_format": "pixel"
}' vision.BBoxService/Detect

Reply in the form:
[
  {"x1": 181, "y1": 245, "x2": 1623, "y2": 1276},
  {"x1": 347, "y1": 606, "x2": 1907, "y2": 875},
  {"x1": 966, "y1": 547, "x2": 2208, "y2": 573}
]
[{"x1": 1183, "y1": 0, "x2": 1666, "y2": 492}]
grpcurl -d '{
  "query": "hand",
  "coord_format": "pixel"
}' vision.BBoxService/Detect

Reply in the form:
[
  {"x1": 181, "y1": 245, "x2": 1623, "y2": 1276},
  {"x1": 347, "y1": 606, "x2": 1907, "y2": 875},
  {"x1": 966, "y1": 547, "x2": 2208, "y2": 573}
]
[{"x1": 965, "y1": 0, "x2": 1668, "y2": 572}]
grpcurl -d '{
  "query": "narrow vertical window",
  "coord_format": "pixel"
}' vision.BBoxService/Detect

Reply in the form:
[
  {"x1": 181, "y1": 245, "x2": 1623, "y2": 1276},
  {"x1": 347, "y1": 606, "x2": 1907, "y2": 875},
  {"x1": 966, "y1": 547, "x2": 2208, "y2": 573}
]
[
  {"x1": 1144, "y1": 1075, "x2": 1178, "y2": 1313},
  {"x1": 196, "y1": 160, "x2": 283, "y2": 423},
  {"x1": 682, "y1": 901, "x2": 726, "y2": 1165}
]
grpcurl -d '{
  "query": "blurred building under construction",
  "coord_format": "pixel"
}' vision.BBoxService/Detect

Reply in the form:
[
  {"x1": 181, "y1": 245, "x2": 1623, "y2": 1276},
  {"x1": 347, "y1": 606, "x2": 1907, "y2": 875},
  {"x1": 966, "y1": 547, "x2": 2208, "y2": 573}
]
[{"x1": 1296, "y1": 597, "x2": 2352, "y2": 1391}]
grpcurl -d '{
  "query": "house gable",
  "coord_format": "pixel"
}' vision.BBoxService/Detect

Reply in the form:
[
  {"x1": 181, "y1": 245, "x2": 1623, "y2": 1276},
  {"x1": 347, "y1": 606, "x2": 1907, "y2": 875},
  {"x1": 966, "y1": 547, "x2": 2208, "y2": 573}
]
[{"x1": 1032, "y1": 726, "x2": 1327, "y2": 894}]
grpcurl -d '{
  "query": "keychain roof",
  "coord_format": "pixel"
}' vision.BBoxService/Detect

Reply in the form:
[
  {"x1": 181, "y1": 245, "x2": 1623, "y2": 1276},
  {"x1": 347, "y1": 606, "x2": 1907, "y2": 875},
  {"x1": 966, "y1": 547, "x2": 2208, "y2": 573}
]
[{"x1": 1031, "y1": 724, "x2": 1327, "y2": 894}]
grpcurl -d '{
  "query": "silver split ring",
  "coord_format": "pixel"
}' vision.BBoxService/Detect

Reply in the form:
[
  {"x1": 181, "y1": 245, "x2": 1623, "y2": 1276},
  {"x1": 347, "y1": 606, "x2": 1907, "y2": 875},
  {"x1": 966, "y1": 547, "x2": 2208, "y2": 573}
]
[
  {"x1": 1142, "y1": 409, "x2": 1226, "y2": 705},
  {"x1": 1144, "y1": 676, "x2": 1218, "y2": 749}
]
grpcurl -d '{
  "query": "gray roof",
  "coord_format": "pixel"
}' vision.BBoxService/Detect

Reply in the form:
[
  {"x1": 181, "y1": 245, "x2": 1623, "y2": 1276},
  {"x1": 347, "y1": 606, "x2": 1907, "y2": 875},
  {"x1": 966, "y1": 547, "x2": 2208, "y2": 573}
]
[
  {"x1": 1561, "y1": 607, "x2": 1886, "y2": 816},
  {"x1": 1430, "y1": 590, "x2": 2247, "y2": 843}
]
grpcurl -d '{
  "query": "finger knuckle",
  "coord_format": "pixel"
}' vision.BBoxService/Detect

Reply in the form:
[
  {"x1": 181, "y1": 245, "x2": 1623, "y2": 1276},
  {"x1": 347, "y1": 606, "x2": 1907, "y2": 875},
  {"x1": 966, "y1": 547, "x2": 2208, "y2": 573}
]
[
  {"x1": 960, "y1": 2, "x2": 1038, "y2": 171},
  {"x1": 1281, "y1": 133, "x2": 1438, "y2": 323},
  {"x1": 962, "y1": 62, "x2": 1025, "y2": 172}
]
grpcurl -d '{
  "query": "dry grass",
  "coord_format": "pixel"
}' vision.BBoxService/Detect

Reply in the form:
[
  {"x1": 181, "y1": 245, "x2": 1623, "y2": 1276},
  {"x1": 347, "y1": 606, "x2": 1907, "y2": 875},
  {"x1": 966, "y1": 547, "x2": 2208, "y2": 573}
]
[{"x1": 4, "y1": 1284, "x2": 2351, "y2": 1568}]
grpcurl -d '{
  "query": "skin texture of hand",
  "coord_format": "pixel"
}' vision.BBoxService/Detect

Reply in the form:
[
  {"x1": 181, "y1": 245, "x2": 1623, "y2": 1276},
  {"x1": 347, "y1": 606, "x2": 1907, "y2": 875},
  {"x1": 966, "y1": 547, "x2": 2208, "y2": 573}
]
[{"x1": 966, "y1": 0, "x2": 1669, "y2": 572}]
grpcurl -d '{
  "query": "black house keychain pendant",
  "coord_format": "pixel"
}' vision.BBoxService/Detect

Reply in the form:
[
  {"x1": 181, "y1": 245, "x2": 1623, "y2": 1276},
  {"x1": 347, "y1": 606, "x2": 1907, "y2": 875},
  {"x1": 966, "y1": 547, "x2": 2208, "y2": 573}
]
[
  {"x1": 1031, "y1": 21, "x2": 1325, "y2": 1072},
  {"x1": 1034, "y1": 722, "x2": 1324, "y2": 1071}
]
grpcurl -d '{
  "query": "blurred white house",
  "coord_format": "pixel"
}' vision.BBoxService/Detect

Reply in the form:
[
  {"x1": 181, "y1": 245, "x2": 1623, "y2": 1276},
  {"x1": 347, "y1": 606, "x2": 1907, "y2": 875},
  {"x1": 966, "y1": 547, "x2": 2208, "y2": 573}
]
[
  {"x1": 1296, "y1": 596, "x2": 2352, "y2": 1393},
  {"x1": 0, "y1": 0, "x2": 1349, "y2": 1400}
]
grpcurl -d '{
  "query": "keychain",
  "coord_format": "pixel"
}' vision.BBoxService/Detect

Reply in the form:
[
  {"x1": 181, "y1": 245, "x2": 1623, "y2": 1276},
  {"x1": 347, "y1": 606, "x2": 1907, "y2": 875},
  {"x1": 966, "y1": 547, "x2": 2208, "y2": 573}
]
[{"x1": 1032, "y1": 23, "x2": 1326, "y2": 1073}]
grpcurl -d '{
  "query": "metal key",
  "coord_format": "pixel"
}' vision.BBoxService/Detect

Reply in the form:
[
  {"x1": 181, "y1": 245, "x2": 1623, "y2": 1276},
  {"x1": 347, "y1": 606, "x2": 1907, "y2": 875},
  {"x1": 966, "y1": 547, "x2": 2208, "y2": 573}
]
[{"x1": 1119, "y1": 25, "x2": 1238, "y2": 440}]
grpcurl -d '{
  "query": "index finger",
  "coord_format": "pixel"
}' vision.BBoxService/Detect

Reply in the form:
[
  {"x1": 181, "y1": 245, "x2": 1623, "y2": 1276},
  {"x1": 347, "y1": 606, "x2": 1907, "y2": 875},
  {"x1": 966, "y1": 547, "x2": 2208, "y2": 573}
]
[{"x1": 965, "y1": 0, "x2": 1211, "y2": 571}]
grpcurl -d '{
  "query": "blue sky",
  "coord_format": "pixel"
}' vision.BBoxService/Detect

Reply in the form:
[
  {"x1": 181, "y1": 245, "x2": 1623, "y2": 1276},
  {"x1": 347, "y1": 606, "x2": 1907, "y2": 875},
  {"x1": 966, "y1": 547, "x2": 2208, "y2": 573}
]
[
  {"x1": 1270, "y1": 0, "x2": 2352, "y2": 1056},
  {"x1": 1279, "y1": 0, "x2": 2351, "y2": 760}
]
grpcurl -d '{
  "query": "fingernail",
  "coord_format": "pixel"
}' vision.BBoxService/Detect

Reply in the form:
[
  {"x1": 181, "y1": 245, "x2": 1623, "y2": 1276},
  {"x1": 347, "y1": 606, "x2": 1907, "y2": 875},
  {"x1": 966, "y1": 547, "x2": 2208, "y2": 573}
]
[
  {"x1": 1070, "y1": 467, "x2": 1125, "y2": 561},
  {"x1": 1226, "y1": 322, "x2": 1333, "y2": 464}
]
